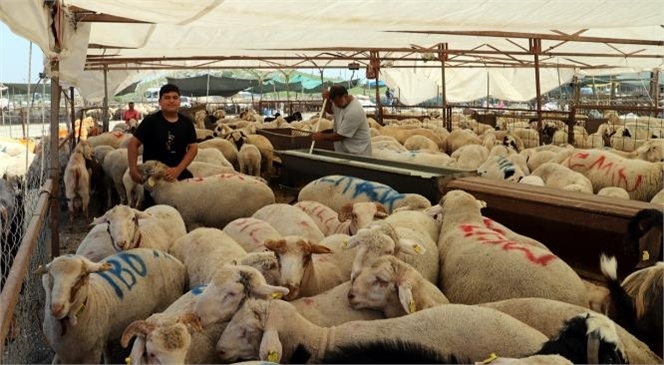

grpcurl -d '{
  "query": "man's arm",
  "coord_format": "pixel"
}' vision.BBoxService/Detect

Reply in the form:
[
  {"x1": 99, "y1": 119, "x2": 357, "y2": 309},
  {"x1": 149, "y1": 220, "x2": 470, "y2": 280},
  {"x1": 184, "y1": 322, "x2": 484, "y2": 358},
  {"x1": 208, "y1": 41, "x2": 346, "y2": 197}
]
[
  {"x1": 127, "y1": 136, "x2": 144, "y2": 183},
  {"x1": 164, "y1": 143, "x2": 197, "y2": 181}
]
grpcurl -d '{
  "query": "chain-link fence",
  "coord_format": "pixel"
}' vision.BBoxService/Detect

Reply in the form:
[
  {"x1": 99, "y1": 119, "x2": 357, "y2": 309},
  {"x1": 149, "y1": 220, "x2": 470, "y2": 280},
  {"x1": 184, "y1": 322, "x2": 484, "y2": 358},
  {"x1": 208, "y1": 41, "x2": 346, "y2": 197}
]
[{"x1": 0, "y1": 105, "x2": 70, "y2": 363}]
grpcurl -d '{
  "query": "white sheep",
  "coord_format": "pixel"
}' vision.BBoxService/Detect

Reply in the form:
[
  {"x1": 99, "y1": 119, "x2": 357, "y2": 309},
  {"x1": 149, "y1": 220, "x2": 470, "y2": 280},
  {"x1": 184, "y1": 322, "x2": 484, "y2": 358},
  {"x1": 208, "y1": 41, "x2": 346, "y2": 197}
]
[
  {"x1": 74, "y1": 223, "x2": 116, "y2": 262},
  {"x1": 36, "y1": 249, "x2": 186, "y2": 364},
  {"x1": 519, "y1": 175, "x2": 546, "y2": 186},
  {"x1": 449, "y1": 144, "x2": 489, "y2": 170},
  {"x1": 91, "y1": 204, "x2": 187, "y2": 252},
  {"x1": 298, "y1": 175, "x2": 431, "y2": 213},
  {"x1": 236, "y1": 251, "x2": 281, "y2": 286},
  {"x1": 372, "y1": 148, "x2": 453, "y2": 168},
  {"x1": 140, "y1": 163, "x2": 275, "y2": 230},
  {"x1": 292, "y1": 282, "x2": 384, "y2": 326},
  {"x1": 216, "y1": 298, "x2": 548, "y2": 363},
  {"x1": 561, "y1": 149, "x2": 664, "y2": 201},
  {"x1": 198, "y1": 138, "x2": 238, "y2": 166},
  {"x1": 294, "y1": 200, "x2": 389, "y2": 236},
  {"x1": 264, "y1": 234, "x2": 355, "y2": 300},
  {"x1": 225, "y1": 131, "x2": 275, "y2": 177},
  {"x1": 223, "y1": 217, "x2": 282, "y2": 252},
  {"x1": 102, "y1": 148, "x2": 129, "y2": 206},
  {"x1": 348, "y1": 255, "x2": 448, "y2": 318},
  {"x1": 121, "y1": 286, "x2": 224, "y2": 365},
  {"x1": 597, "y1": 186, "x2": 631, "y2": 200},
  {"x1": 194, "y1": 147, "x2": 233, "y2": 168},
  {"x1": 650, "y1": 188, "x2": 664, "y2": 205},
  {"x1": 403, "y1": 135, "x2": 439, "y2": 152},
  {"x1": 525, "y1": 149, "x2": 558, "y2": 172},
  {"x1": 87, "y1": 131, "x2": 127, "y2": 149},
  {"x1": 122, "y1": 157, "x2": 144, "y2": 209},
  {"x1": 252, "y1": 203, "x2": 325, "y2": 243},
  {"x1": 477, "y1": 155, "x2": 526, "y2": 182},
  {"x1": 530, "y1": 162, "x2": 594, "y2": 194},
  {"x1": 238, "y1": 143, "x2": 262, "y2": 177},
  {"x1": 170, "y1": 227, "x2": 247, "y2": 288},
  {"x1": 436, "y1": 190, "x2": 588, "y2": 306},
  {"x1": 441, "y1": 129, "x2": 482, "y2": 154},
  {"x1": 63, "y1": 141, "x2": 92, "y2": 223},
  {"x1": 377, "y1": 127, "x2": 446, "y2": 150}
]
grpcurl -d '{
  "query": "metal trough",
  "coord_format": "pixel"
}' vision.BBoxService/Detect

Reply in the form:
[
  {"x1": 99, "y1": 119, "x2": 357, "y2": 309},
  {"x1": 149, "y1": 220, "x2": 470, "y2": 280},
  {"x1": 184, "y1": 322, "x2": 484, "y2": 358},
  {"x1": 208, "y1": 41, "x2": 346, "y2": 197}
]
[
  {"x1": 276, "y1": 149, "x2": 476, "y2": 203},
  {"x1": 446, "y1": 177, "x2": 663, "y2": 280}
]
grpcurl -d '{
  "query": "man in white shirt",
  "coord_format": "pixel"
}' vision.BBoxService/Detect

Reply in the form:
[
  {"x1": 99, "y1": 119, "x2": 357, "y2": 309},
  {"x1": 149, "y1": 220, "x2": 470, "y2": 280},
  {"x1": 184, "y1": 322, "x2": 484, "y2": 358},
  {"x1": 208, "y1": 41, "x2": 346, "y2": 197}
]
[{"x1": 312, "y1": 85, "x2": 372, "y2": 156}]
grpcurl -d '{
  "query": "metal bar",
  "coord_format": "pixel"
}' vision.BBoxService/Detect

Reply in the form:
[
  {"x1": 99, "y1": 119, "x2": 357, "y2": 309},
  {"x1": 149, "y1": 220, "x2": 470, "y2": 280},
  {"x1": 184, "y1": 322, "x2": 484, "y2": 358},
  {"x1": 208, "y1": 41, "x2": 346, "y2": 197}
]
[
  {"x1": 569, "y1": 75, "x2": 580, "y2": 145},
  {"x1": 532, "y1": 39, "x2": 543, "y2": 136},
  {"x1": 0, "y1": 179, "x2": 53, "y2": 351},
  {"x1": 651, "y1": 70, "x2": 661, "y2": 116},
  {"x1": 102, "y1": 64, "x2": 109, "y2": 132},
  {"x1": 70, "y1": 86, "x2": 75, "y2": 152},
  {"x1": 372, "y1": 51, "x2": 383, "y2": 124},
  {"x1": 49, "y1": 61, "x2": 60, "y2": 261}
]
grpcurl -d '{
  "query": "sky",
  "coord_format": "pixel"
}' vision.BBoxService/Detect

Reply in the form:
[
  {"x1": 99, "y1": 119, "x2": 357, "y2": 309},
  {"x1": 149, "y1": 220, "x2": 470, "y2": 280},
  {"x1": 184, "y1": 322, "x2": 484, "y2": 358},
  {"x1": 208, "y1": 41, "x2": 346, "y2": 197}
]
[{"x1": 0, "y1": 22, "x2": 45, "y2": 84}]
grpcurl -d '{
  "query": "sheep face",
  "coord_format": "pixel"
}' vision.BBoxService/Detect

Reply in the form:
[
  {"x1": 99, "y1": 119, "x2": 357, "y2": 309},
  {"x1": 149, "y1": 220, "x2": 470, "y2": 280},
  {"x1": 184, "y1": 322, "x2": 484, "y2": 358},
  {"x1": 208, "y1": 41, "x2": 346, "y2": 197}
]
[
  {"x1": 194, "y1": 265, "x2": 289, "y2": 326},
  {"x1": 264, "y1": 236, "x2": 332, "y2": 300},
  {"x1": 476, "y1": 155, "x2": 524, "y2": 182},
  {"x1": 338, "y1": 202, "x2": 388, "y2": 235},
  {"x1": 36, "y1": 256, "x2": 111, "y2": 321},
  {"x1": 92, "y1": 205, "x2": 151, "y2": 251},
  {"x1": 216, "y1": 299, "x2": 268, "y2": 362},
  {"x1": 122, "y1": 315, "x2": 200, "y2": 365},
  {"x1": 635, "y1": 140, "x2": 664, "y2": 163},
  {"x1": 239, "y1": 252, "x2": 281, "y2": 286},
  {"x1": 348, "y1": 256, "x2": 400, "y2": 312}
]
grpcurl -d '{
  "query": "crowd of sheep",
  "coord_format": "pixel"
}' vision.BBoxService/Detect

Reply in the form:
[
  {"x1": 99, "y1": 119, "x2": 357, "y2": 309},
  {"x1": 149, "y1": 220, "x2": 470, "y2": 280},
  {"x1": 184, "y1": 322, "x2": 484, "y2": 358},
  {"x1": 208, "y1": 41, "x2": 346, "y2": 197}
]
[{"x1": 4, "y1": 104, "x2": 663, "y2": 364}]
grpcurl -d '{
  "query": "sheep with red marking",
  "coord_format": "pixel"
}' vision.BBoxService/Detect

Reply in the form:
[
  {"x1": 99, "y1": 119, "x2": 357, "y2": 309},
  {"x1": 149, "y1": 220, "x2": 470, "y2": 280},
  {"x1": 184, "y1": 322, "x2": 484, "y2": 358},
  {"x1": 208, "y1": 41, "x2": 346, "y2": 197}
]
[
  {"x1": 436, "y1": 190, "x2": 587, "y2": 306},
  {"x1": 252, "y1": 204, "x2": 325, "y2": 243},
  {"x1": 530, "y1": 162, "x2": 594, "y2": 194},
  {"x1": 139, "y1": 162, "x2": 275, "y2": 230},
  {"x1": 297, "y1": 175, "x2": 431, "y2": 213},
  {"x1": 561, "y1": 149, "x2": 664, "y2": 201},
  {"x1": 36, "y1": 249, "x2": 186, "y2": 364},
  {"x1": 294, "y1": 200, "x2": 388, "y2": 236},
  {"x1": 223, "y1": 217, "x2": 282, "y2": 252}
]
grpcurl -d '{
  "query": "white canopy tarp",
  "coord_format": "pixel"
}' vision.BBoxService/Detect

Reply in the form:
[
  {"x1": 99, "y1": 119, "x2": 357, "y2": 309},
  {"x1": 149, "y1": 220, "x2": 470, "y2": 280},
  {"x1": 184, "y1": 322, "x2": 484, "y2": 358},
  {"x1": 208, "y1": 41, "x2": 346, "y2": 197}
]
[{"x1": 1, "y1": 0, "x2": 662, "y2": 102}]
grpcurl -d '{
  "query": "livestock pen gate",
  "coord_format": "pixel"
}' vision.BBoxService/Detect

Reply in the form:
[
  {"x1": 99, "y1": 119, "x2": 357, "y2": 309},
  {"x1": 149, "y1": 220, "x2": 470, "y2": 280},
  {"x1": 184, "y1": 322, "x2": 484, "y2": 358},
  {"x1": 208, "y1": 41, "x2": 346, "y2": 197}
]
[{"x1": 0, "y1": 104, "x2": 73, "y2": 363}]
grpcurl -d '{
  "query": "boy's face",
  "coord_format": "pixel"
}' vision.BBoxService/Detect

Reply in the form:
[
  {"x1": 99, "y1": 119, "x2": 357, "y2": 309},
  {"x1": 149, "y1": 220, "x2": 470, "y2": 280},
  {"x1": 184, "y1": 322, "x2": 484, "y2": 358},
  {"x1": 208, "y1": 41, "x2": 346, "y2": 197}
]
[{"x1": 159, "y1": 91, "x2": 180, "y2": 113}]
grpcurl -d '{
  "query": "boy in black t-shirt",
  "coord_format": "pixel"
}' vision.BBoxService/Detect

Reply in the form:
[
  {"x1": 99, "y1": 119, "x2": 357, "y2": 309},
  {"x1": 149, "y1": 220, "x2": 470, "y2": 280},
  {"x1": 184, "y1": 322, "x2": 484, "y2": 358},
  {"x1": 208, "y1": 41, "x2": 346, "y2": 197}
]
[{"x1": 127, "y1": 84, "x2": 198, "y2": 206}]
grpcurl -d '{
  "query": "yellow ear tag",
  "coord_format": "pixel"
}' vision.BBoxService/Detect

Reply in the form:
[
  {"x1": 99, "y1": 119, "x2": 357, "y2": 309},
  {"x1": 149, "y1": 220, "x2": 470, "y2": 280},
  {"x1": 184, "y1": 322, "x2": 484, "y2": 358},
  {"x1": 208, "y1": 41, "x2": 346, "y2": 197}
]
[
  {"x1": 125, "y1": 357, "x2": 131, "y2": 365},
  {"x1": 267, "y1": 350, "x2": 279, "y2": 363},
  {"x1": 342, "y1": 240, "x2": 348, "y2": 248},
  {"x1": 413, "y1": 244, "x2": 422, "y2": 254},
  {"x1": 642, "y1": 250, "x2": 650, "y2": 261},
  {"x1": 272, "y1": 292, "x2": 283, "y2": 299},
  {"x1": 75, "y1": 303, "x2": 86, "y2": 318},
  {"x1": 147, "y1": 177, "x2": 156, "y2": 188},
  {"x1": 408, "y1": 300, "x2": 416, "y2": 314},
  {"x1": 481, "y1": 353, "x2": 498, "y2": 364}
]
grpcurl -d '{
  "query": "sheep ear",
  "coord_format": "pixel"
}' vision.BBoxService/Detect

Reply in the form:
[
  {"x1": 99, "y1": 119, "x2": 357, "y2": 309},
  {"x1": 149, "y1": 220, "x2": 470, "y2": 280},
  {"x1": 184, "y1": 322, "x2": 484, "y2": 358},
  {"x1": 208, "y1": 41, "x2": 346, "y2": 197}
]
[
  {"x1": 259, "y1": 329, "x2": 282, "y2": 363},
  {"x1": 477, "y1": 200, "x2": 487, "y2": 209},
  {"x1": 252, "y1": 284, "x2": 290, "y2": 300},
  {"x1": 127, "y1": 335, "x2": 146, "y2": 365},
  {"x1": 338, "y1": 203, "x2": 354, "y2": 222},
  {"x1": 82, "y1": 258, "x2": 112, "y2": 274},
  {"x1": 374, "y1": 203, "x2": 389, "y2": 218},
  {"x1": 309, "y1": 244, "x2": 333, "y2": 255},
  {"x1": 343, "y1": 236, "x2": 361, "y2": 250},
  {"x1": 396, "y1": 238, "x2": 426, "y2": 255},
  {"x1": 178, "y1": 312, "x2": 203, "y2": 332},
  {"x1": 264, "y1": 239, "x2": 286, "y2": 253},
  {"x1": 397, "y1": 281, "x2": 417, "y2": 314},
  {"x1": 33, "y1": 264, "x2": 49, "y2": 275},
  {"x1": 91, "y1": 215, "x2": 108, "y2": 225},
  {"x1": 121, "y1": 320, "x2": 151, "y2": 348},
  {"x1": 134, "y1": 211, "x2": 152, "y2": 220}
]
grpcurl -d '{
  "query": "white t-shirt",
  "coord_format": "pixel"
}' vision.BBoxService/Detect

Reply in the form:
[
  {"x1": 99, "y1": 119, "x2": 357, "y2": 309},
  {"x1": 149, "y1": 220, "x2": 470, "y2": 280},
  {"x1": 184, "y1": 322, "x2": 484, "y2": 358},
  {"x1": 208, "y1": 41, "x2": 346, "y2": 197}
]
[{"x1": 331, "y1": 98, "x2": 372, "y2": 156}]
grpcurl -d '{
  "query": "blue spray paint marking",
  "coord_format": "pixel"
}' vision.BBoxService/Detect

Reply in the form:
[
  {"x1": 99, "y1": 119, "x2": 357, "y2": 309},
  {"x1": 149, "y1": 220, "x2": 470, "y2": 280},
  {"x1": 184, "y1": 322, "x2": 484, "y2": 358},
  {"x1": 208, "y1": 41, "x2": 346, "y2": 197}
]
[
  {"x1": 318, "y1": 176, "x2": 404, "y2": 211},
  {"x1": 96, "y1": 252, "x2": 148, "y2": 299},
  {"x1": 190, "y1": 284, "x2": 208, "y2": 296}
]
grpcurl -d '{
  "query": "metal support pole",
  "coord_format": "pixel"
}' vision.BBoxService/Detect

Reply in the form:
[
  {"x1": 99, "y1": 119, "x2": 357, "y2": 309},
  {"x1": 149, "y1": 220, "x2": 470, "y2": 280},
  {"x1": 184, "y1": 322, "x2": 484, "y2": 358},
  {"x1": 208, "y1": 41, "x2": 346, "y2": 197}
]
[
  {"x1": 531, "y1": 38, "x2": 544, "y2": 142},
  {"x1": 651, "y1": 70, "x2": 660, "y2": 117},
  {"x1": 69, "y1": 86, "x2": 75, "y2": 152},
  {"x1": 370, "y1": 51, "x2": 382, "y2": 124},
  {"x1": 102, "y1": 64, "x2": 109, "y2": 132},
  {"x1": 568, "y1": 75, "x2": 580, "y2": 145},
  {"x1": 438, "y1": 43, "x2": 449, "y2": 130},
  {"x1": 50, "y1": 60, "x2": 61, "y2": 258}
]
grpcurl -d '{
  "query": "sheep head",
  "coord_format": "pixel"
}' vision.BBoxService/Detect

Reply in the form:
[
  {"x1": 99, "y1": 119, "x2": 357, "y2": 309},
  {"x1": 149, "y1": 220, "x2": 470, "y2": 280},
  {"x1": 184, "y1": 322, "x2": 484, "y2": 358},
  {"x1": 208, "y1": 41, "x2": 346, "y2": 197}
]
[
  {"x1": 216, "y1": 298, "x2": 275, "y2": 363},
  {"x1": 91, "y1": 204, "x2": 151, "y2": 251},
  {"x1": 122, "y1": 314, "x2": 198, "y2": 365}
]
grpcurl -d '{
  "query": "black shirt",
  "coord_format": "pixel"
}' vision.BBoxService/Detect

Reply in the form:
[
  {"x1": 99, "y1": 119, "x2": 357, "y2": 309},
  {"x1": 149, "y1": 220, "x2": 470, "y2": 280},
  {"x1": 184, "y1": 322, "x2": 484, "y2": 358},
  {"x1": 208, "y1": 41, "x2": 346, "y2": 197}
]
[{"x1": 133, "y1": 111, "x2": 197, "y2": 168}]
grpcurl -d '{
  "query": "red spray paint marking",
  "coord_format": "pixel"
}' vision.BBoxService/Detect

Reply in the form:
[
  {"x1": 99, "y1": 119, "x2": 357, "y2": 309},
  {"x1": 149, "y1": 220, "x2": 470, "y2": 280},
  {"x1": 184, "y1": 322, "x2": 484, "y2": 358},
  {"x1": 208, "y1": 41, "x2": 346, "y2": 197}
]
[
  {"x1": 617, "y1": 168, "x2": 644, "y2": 192},
  {"x1": 302, "y1": 298, "x2": 314, "y2": 306},
  {"x1": 458, "y1": 224, "x2": 556, "y2": 266},
  {"x1": 570, "y1": 152, "x2": 644, "y2": 192},
  {"x1": 482, "y1": 218, "x2": 505, "y2": 235}
]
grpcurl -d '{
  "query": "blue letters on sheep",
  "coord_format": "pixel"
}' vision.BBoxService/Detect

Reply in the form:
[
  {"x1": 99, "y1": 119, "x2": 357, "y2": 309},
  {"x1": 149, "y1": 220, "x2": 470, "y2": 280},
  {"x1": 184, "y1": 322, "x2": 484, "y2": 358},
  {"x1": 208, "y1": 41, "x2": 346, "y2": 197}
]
[
  {"x1": 190, "y1": 284, "x2": 208, "y2": 296},
  {"x1": 320, "y1": 176, "x2": 404, "y2": 211},
  {"x1": 96, "y1": 251, "x2": 153, "y2": 299}
]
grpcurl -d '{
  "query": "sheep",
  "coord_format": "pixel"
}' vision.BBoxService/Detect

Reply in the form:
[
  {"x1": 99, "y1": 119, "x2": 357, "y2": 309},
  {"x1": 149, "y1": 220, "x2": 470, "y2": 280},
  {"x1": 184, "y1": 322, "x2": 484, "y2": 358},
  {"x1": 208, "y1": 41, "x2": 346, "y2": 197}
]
[
  {"x1": 441, "y1": 129, "x2": 482, "y2": 154},
  {"x1": 122, "y1": 157, "x2": 144, "y2": 209},
  {"x1": 371, "y1": 135, "x2": 408, "y2": 153},
  {"x1": 193, "y1": 147, "x2": 233, "y2": 168},
  {"x1": 403, "y1": 135, "x2": 439, "y2": 152},
  {"x1": 121, "y1": 286, "x2": 224, "y2": 364},
  {"x1": 597, "y1": 186, "x2": 631, "y2": 199},
  {"x1": 290, "y1": 282, "x2": 384, "y2": 327},
  {"x1": 91, "y1": 204, "x2": 187, "y2": 252},
  {"x1": 222, "y1": 217, "x2": 282, "y2": 252},
  {"x1": 530, "y1": 162, "x2": 594, "y2": 194},
  {"x1": 448, "y1": 144, "x2": 489, "y2": 170},
  {"x1": 525, "y1": 149, "x2": 558, "y2": 172},
  {"x1": 377, "y1": 127, "x2": 446, "y2": 149},
  {"x1": 236, "y1": 251, "x2": 281, "y2": 286},
  {"x1": 225, "y1": 131, "x2": 275, "y2": 178},
  {"x1": 187, "y1": 161, "x2": 236, "y2": 176},
  {"x1": 102, "y1": 148, "x2": 129, "y2": 207},
  {"x1": 601, "y1": 255, "x2": 663, "y2": 357},
  {"x1": 481, "y1": 297, "x2": 660, "y2": 364},
  {"x1": 562, "y1": 149, "x2": 664, "y2": 201},
  {"x1": 519, "y1": 175, "x2": 546, "y2": 186},
  {"x1": 372, "y1": 148, "x2": 453, "y2": 168},
  {"x1": 294, "y1": 200, "x2": 389, "y2": 236},
  {"x1": 631, "y1": 139, "x2": 664, "y2": 163},
  {"x1": 624, "y1": 209, "x2": 663, "y2": 269},
  {"x1": 216, "y1": 299, "x2": 549, "y2": 363},
  {"x1": 348, "y1": 255, "x2": 448, "y2": 318},
  {"x1": 92, "y1": 145, "x2": 115, "y2": 165},
  {"x1": 252, "y1": 204, "x2": 325, "y2": 243},
  {"x1": 63, "y1": 141, "x2": 92, "y2": 223},
  {"x1": 509, "y1": 128, "x2": 540, "y2": 149},
  {"x1": 195, "y1": 128, "x2": 215, "y2": 141},
  {"x1": 139, "y1": 163, "x2": 275, "y2": 230},
  {"x1": 36, "y1": 249, "x2": 186, "y2": 364},
  {"x1": 297, "y1": 175, "x2": 431, "y2": 213},
  {"x1": 170, "y1": 227, "x2": 247, "y2": 288},
  {"x1": 346, "y1": 222, "x2": 439, "y2": 284},
  {"x1": 264, "y1": 234, "x2": 355, "y2": 300},
  {"x1": 477, "y1": 155, "x2": 526, "y2": 182},
  {"x1": 74, "y1": 223, "x2": 117, "y2": 262},
  {"x1": 238, "y1": 143, "x2": 262, "y2": 177},
  {"x1": 193, "y1": 265, "x2": 289, "y2": 329},
  {"x1": 87, "y1": 131, "x2": 127, "y2": 149},
  {"x1": 436, "y1": 190, "x2": 587, "y2": 306},
  {"x1": 198, "y1": 138, "x2": 238, "y2": 166},
  {"x1": 650, "y1": 188, "x2": 664, "y2": 204}
]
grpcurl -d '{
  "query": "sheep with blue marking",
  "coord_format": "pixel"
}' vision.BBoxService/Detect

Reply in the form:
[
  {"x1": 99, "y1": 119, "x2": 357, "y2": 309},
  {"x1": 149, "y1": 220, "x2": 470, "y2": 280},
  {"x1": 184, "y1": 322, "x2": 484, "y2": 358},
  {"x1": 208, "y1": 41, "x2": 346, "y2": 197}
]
[
  {"x1": 36, "y1": 249, "x2": 186, "y2": 364},
  {"x1": 297, "y1": 175, "x2": 431, "y2": 214},
  {"x1": 476, "y1": 155, "x2": 526, "y2": 182}
]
